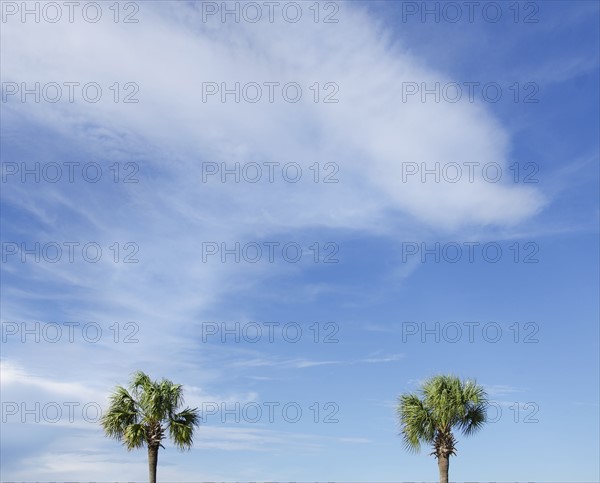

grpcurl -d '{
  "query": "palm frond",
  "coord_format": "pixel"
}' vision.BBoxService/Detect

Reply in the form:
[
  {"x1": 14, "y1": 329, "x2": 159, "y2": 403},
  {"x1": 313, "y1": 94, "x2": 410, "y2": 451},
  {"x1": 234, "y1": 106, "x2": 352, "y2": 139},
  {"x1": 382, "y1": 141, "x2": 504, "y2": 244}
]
[
  {"x1": 397, "y1": 394, "x2": 435, "y2": 453},
  {"x1": 122, "y1": 423, "x2": 147, "y2": 450},
  {"x1": 100, "y1": 385, "x2": 139, "y2": 440},
  {"x1": 168, "y1": 407, "x2": 200, "y2": 450},
  {"x1": 130, "y1": 371, "x2": 153, "y2": 400},
  {"x1": 102, "y1": 371, "x2": 200, "y2": 453},
  {"x1": 396, "y1": 374, "x2": 489, "y2": 457}
]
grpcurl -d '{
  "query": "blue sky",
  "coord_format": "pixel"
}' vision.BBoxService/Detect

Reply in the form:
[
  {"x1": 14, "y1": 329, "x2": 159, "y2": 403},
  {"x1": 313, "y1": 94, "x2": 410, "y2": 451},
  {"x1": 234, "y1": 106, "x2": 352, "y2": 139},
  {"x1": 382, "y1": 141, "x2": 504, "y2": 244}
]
[{"x1": 1, "y1": 0, "x2": 598, "y2": 481}]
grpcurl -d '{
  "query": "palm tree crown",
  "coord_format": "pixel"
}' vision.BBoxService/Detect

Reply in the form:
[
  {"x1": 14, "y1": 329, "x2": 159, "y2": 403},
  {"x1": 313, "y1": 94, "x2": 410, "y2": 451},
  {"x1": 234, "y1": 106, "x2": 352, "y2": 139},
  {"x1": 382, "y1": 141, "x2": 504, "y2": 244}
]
[
  {"x1": 101, "y1": 371, "x2": 200, "y2": 483},
  {"x1": 397, "y1": 374, "x2": 488, "y2": 483}
]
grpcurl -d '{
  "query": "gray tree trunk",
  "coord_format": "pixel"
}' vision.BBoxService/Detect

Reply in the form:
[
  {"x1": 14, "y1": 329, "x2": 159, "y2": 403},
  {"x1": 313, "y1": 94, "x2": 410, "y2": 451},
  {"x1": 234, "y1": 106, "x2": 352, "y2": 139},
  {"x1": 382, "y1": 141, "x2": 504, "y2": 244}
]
[
  {"x1": 438, "y1": 454, "x2": 449, "y2": 483},
  {"x1": 148, "y1": 445, "x2": 159, "y2": 483}
]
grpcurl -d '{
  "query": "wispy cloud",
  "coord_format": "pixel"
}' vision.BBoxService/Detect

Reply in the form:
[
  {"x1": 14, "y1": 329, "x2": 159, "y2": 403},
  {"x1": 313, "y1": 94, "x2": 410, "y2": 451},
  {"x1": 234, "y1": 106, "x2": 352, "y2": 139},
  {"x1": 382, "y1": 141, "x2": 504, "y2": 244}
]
[{"x1": 227, "y1": 353, "x2": 404, "y2": 369}]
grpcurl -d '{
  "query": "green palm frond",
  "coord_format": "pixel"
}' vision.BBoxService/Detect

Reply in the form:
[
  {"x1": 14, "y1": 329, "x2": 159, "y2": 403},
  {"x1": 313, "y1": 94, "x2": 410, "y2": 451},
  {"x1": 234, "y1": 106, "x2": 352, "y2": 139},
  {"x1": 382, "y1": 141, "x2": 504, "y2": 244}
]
[
  {"x1": 101, "y1": 385, "x2": 139, "y2": 440},
  {"x1": 422, "y1": 375, "x2": 464, "y2": 428},
  {"x1": 102, "y1": 371, "x2": 200, "y2": 453},
  {"x1": 164, "y1": 381, "x2": 185, "y2": 417},
  {"x1": 139, "y1": 379, "x2": 163, "y2": 422},
  {"x1": 130, "y1": 371, "x2": 153, "y2": 396},
  {"x1": 460, "y1": 404, "x2": 487, "y2": 436},
  {"x1": 397, "y1": 394, "x2": 435, "y2": 453},
  {"x1": 122, "y1": 422, "x2": 146, "y2": 450},
  {"x1": 397, "y1": 375, "x2": 488, "y2": 457},
  {"x1": 168, "y1": 407, "x2": 201, "y2": 450}
]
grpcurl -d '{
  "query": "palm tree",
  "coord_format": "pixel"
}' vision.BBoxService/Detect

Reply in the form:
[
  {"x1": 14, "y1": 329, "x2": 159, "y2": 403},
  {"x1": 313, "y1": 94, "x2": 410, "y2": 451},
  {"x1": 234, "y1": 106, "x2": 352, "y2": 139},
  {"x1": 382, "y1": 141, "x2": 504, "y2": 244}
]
[
  {"x1": 100, "y1": 371, "x2": 200, "y2": 483},
  {"x1": 397, "y1": 374, "x2": 488, "y2": 483}
]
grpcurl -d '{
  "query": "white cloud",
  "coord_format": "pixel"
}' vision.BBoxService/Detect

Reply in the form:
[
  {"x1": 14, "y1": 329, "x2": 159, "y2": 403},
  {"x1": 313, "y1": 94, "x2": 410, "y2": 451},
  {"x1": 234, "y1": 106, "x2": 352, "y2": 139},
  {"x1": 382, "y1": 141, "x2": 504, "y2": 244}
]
[
  {"x1": 2, "y1": 1, "x2": 546, "y2": 237},
  {"x1": 0, "y1": 0, "x2": 549, "y2": 356}
]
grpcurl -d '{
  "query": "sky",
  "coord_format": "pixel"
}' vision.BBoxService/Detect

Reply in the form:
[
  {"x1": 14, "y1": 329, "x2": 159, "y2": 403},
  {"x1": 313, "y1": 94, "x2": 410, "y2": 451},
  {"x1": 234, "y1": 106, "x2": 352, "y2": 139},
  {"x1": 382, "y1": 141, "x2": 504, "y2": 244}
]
[{"x1": 0, "y1": 0, "x2": 599, "y2": 481}]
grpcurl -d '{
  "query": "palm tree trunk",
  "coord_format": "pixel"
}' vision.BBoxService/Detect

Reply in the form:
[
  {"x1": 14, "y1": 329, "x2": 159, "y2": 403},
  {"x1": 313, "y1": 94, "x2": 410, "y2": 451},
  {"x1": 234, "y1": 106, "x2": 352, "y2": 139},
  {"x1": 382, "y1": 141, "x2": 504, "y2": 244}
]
[
  {"x1": 148, "y1": 445, "x2": 159, "y2": 483},
  {"x1": 438, "y1": 453, "x2": 449, "y2": 483}
]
